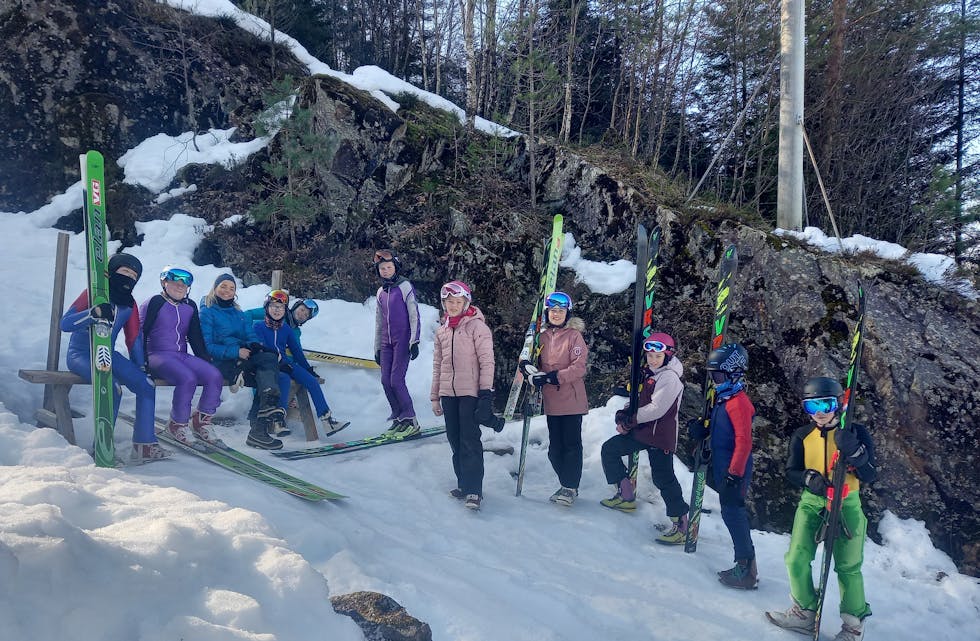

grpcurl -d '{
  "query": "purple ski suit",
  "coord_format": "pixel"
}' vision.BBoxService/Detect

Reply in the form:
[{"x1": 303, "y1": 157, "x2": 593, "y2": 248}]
[
  {"x1": 140, "y1": 294, "x2": 223, "y2": 424},
  {"x1": 374, "y1": 277, "x2": 420, "y2": 421}
]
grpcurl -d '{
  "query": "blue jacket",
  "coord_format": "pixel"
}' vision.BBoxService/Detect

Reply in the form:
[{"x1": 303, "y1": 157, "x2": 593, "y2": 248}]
[
  {"x1": 61, "y1": 290, "x2": 145, "y2": 366},
  {"x1": 199, "y1": 300, "x2": 259, "y2": 361},
  {"x1": 253, "y1": 320, "x2": 314, "y2": 372}
]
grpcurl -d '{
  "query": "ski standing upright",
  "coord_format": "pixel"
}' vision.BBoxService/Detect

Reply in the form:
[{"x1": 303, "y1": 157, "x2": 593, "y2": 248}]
[
  {"x1": 627, "y1": 224, "x2": 661, "y2": 485},
  {"x1": 812, "y1": 283, "x2": 867, "y2": 640},
  {"x1": 80, "y1": 150, "x2": 115, "y2": 468},
  {"x1": 513, "y1": 214, "x2": 564, "y2": 496},
  {"x1": 684, "y1": 244, "x2": 738, "y2": 552}
]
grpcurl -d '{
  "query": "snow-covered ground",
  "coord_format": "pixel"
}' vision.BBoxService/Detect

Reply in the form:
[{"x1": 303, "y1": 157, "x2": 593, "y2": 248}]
[{"x1": 0, "y1": 2, "x2": 977, "y2": 639}]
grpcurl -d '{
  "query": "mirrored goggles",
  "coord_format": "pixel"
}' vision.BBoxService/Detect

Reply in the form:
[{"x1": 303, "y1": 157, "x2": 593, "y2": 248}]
[
  {"x1": 374, "y1": 249, "x2": 395, "y2": 264},
  {"x1": 643, "y1": 339, "x2": 671, "y2": 353},
  {"x1": 803, "y1": 397, "x2": 839, "y2": 415},
  {"x1": 300, "y1": 299, "x2": 319, "y2": 317},
  {"x1": 161, "y1": 268, "x2": 193, "y2": 286},
  {"x1": 440, "y1": 282, "x2": 470, "y2": 300},
  {"x1": 267, "y1": 289, "x2": 289, "y2": 305},
  {"x1": 545, "y1": 291, "x2": 572, "y2": 309}
]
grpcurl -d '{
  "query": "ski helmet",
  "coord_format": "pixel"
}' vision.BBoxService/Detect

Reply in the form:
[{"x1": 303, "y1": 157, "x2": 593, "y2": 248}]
[
  {"x1": 291, "y1": 298, "x2": 319, "y2": 319},
  {"x1": 802, "y1": 377, "x2": 843, "y2": 399},
  {"x1": 545, "y1": 291, "x2": 573, "y2": 310},
  {"x1": 160, "y1": 266, "x2": 193, "y2": 286},
  {"x1": 265, "y1": 289, "x2": 289, "y2": 307},
  {"x1": 643, "y1": 332, "x2": 675, "y2": 354},
  {"x1": 108, "y1": 252, "x2": 143, "y2": 278},
  {"x1": 373, "y1": 248, "x2": 401, "y2": 277},
  {"x1": 706, "y1": 343, "x2": 748, "y2": 374}
]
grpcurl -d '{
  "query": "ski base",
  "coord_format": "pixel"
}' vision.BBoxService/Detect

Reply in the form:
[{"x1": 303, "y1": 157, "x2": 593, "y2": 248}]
[{"x1": 303, "y1": 349, "x2": 379, "y2": 369}]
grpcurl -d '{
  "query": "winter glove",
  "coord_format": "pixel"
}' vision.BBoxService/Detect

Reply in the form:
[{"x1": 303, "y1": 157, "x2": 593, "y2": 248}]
[
  {"x1": 725, "y1": 473, "x2": 742, "y2": 487},
  {"x1": 529, "y1": 372, "x2": 548, "y2": 388},
  {"x1": 279, "y1": 361, "x2": 294, "y2": 374},
  {"x1": 374, "y1": 350, "x2": 381, "y2": 365},
  {"x1": 687, "y1": 417, "x2": 708, "y2": 441},
  {"x1": 90, "y1": 303, "x2": 114, "y2": 322},
  {"x1": 409, "y1": 343, "x2": 419, "y2": 360},
  {"x1": 614, "y1": 408, "x2": 631, "y2": 426},
  {"x1": 519, "y1": 359, "x2": 537, "y2": 378},
  {"x1": 835, "y1": 428, "x2": 869, "y2": 468},
  {"x1": 475, "y1": 389, "x2": 496, "y2": 426},
  {"x1": 718, "y1": 473, "x2": 744, "y2": 506},
  {"x1": 248, "y1": 342, "x2": 267, "y2": 354},
  {"x1": 803, "y1": 469, "x2": 829, "y2": 496}
]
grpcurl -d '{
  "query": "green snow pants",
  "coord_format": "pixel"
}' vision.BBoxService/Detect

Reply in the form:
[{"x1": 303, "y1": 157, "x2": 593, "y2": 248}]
[{"x1": 784, "y1": 490, "x2": 872, "y2": 619}]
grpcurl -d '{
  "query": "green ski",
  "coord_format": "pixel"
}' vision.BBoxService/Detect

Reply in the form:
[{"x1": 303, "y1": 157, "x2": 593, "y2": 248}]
[{"x1": 80, "y1": 150, "x2": 115, "y2": 468}]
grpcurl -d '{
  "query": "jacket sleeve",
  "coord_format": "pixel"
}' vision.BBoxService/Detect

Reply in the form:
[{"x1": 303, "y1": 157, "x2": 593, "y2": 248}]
[
  {"x1": 473, "y1": 320, "x2": 496, "y2": 390},
  {"x1": 851, "y1": 423, "x2": 877, "y2": 483},
  {"x1": 288, "y1": 328, "x2": 313, "y2": 370},
  {"x1": 785, "y1": 426, "x2": 809, "y2": 488},
  {"x1": 242, "y1": 312, "x2": 259, "y2": 345},
  {"x1": 556, "y1": 330, "x2": 588, "y2": 385},
  {"x1": 200, "y1": 306, "x2": 237, "y2": 361},
  {"x1": 403, "y1": 281, "x2": 421, "y2": 344},
  {"x1": 60, "y1": 291, "x2": 92, "y2": 332},
  {"x1": 725, "y1": 394, "x2": 755, "y2": 477},
  {"x1": 374, "y1": 287, "x2": 383, "y2": 353},
  {"x1": 635, "y1": 370, "x2": 683, "y2": 423},
  {"x1": 187, "y1": 302, "x2": 211, "y2": 361},
  {"x1": 430, "y1": 329, "x2": 443, "y2": 402},
  {"x1": 124, "y1": 305, "x2": 146, "y2": 366}
]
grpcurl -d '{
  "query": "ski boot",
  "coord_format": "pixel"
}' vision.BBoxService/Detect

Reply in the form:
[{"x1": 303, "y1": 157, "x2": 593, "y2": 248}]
[
  {"x1": 131, "y1": 442, "x2": 173, "y2": 464},
  {"x1": 191, "y1": 411, "x2": 220, "y2": 444},
  {"x1": 166, "y1": 420, "x2": 194, "y2": 445}
]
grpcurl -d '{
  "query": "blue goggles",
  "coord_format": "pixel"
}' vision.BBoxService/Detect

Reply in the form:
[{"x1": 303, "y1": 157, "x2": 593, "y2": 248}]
[
  {"x1": 161, "y1": 268, "x2": 193, "y2": 286},
  {"x1": 299, "y1": 299, "x2": 319, "y2": 317},
  {"x1": 545, "y1": 291, "x2": 572, "y2": 310},
  {"x1": 643, "y1": 340, "x2": 670, "y2": 353},
  {"x1": 803, "y1": 397, "x2": 839, "y2": 415}
]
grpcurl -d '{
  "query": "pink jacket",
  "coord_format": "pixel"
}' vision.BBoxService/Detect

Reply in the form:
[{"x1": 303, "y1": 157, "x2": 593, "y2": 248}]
[
  {"x1": 430, "y1": 306, "x2": 495, "y2": 400},
  {"x1": 538, "y1": 317, "x2": 589, "y2": 416}
]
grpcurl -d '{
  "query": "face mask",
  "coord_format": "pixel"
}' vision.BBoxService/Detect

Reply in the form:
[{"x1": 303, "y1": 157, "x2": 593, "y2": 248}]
[{"x1": 109, "y1": 272, "x2": 137, "y2": 304}]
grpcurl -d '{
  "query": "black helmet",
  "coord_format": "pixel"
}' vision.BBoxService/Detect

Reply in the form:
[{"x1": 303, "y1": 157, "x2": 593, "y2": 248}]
[
  {"x1": 802, "y1": 376, "x2": 843, "y2": 399},
  {"x1": 373, "y1": 248, "x2": 401, "y2": 277},
  {"x1": 706, "y1": 343, "x2": 749, "y2": 374},
  {"x1": 108, "y1": 252, "x2": 143, "y2": 279}
]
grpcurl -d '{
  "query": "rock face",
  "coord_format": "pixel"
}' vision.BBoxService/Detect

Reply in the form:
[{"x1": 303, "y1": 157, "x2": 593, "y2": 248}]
[
  {"x1": 4, "y1": 0, "x2": 978, "y2": 576},
  {"x1": 330, "y1": 591, "x2": 432, "y2": 641},
  {"x1": 0, "y1": 0, "x2": 302, "y2": 212}
]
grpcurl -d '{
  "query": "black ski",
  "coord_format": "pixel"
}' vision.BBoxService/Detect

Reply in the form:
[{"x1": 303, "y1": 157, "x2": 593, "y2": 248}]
[
  {"x1": 812, "y1": 283, "x2": 868, "y2": 640},
  {"x1": 627, "y1": 225, "x2": 661, "y2": 485},
  {"x1": 684, "y1": 244, "x2": 738, "y2": 553}
]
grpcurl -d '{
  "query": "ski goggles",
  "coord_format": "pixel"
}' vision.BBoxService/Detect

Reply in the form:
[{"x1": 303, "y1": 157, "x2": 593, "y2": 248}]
[
  {"x1": 297, "y1": 298, "x2": 319, "y2": 318},
  {"x1": 545, "y1": 291, "x2": 572, "y2": 310},
  {"x1": 643, "y1": 339, "x2": 671, "y2": 353},
  {"x1": 803, "y1": 397, "x2": 839, "y2": 415},
  {"x1": 267, "y1": 289, "x2": 289, "y2": 306},
  {"x1": 440, "y1": 282, "x2": 471, "y2": 300},
  {"x1": 161, "y1": 268, "x2": 193, "y2": 286},
  {"x1": 373, "y1": 249, "x2": 395, "y2": 264}
]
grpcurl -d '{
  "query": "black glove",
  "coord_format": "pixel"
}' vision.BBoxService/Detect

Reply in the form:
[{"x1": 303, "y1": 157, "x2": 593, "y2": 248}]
[
  {"x1": 803, "y1": 469, "x2": 829, "y2": 496},
  {"x1": 835, "y1": 429, "x2": 869, "y2": 468},
  {"x1": 488, "y1": 416, "x2": 505, "y2": 433},
  {"x1": 614, "y1": 409, "x2": 630, "y2": 425},
  {"x1": 544, "y1": 371, "x2": 560, "y2": 386},
  {"x1": 374, "y1": 350, "x2": 381, "y2": 365},
  {"x1": 718, "y1": 473, "x2": 744, "y2": 505},
  {"x1": 519, "y1": 359, "x2": 536, "y2": 377},
  {"x1": 409, "y1": 343, "x2": 419, "y2": 360},
  {"x1": 687, "y1": 417, "x2": 707, "y2": 441},
  {"x1": 725, "y1": 473, "x2": 742, "y2": 487},
  {"x1": 91, "y1": 303, "x2": 114, "y2": 322},
  {"x1": 279, "y1": 361, "x2": 293, "y2": 374},
  {"x1": 476, "y1": 389, "x2": 495, "y2": 426},
  {"x1": 248, "y1": 342, "x2": 266, "y2": 354}
]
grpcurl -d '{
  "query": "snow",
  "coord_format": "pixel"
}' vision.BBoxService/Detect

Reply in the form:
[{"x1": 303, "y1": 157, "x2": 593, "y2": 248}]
[
  {"x1": 2, "y1": 149, "x2": 979, "y2": 641},
  {"x1": 560, "y1": 232, "x2": 637, "y2": 295}
]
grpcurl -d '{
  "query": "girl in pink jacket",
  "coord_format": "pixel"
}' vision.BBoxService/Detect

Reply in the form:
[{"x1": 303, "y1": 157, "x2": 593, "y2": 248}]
[
  {"x1": 431, "y1": 280, "x2": 497, "y2": 511},
  {"x1": 520, "y1": 291, "x2": 589, "y2": 506}
]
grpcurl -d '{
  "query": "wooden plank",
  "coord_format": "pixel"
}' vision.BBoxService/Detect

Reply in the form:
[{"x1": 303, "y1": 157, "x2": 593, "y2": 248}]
[
  {"x1": 20, "y1": 369, "x2": 86, "y2": 385},
  {"x1": 43, "y1": 232, "x2": 70, "y2": 412},
  {"x1": 292, "y1": 383, "x2": 320, "y2": 441}
]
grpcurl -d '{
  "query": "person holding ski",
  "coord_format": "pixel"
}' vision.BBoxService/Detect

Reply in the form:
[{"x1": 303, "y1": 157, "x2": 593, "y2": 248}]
[
  {"x1": 199, "y1": 275, "x2": 284, "y2": 450},
  {"x1": 141, "y1": 267, "x2": 224, "y2": 447},
  {"x1": 766, "y1": 376, "x2": 876, "y2": 641},
  {"x1": 688, "y1": 342, "x2": 758, "y2": 588},
  {"x1": 373, "y1": 249, "x2": 422, "y2": 436},
  {"x1": 518, "y1": 291, "x2": 588, "y2": 506},
  {"x1": 61, "y1": 252, "x2": 169, "y2": 463},
  {"x1": 253, "y1": 289, "x2": 349, "y2": 438},
  {"x1": 431, "y1": 280, "x2": 499, "y2": 511},
  {"x1": 598, "y1": 333, "x2": 690, "y2": 540}
]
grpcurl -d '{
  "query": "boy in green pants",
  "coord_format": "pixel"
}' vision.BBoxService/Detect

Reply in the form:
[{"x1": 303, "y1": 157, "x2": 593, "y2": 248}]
[{"x1": 766, "y1": 377, "x2": 876, "y2": 641}]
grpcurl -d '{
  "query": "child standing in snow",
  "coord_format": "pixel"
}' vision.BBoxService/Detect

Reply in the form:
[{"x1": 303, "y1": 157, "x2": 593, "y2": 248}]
[
  {"x1": 598, "y1": 332, "x2": 690, "y2": 544},
  {"x1": 61, "y1": 252, "x2": 169, "y2": 463},
  {"x1": 766, "y1": 376, "x2": 876, "y2": 641},
  {"x1": 519, "y1": 291, "x2": 589, "y2": 506},
  {"x1": 431, "y1": 280, "x2": 496, "y2": 511},
  {"x1": 253, "y1": 289, "x2": 349, "y2": 438},
  {"x1": 688, "y1": 342, "x2": 758, "y2": 588},
  {"x1": 373, "y1": 249, "x2": 421, "y2": 436},
  {"x1": 140, "y1": 267, "x2": 224, "y2": 446},
  {"x1": 199, "y1": 275, "x2": 284, "y2": 450}
]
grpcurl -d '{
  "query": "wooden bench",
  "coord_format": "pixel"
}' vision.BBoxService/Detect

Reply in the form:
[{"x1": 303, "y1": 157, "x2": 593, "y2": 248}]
[{"x1": 18, "y1": 368, "x2": 322, "y2": 445}]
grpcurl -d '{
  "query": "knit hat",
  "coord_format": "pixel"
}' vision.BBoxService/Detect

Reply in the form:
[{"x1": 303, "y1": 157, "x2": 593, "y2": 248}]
[{"x1": 213, "y1": 273, "x2": 236, "y2": 289}]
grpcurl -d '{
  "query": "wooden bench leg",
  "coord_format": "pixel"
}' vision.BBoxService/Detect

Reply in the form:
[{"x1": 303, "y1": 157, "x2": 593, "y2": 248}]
[
  {"x1": 38, "y1": 383, "x2": 77, "y2": 445},
  {"x1": 292, "y1": 383, "x2": 320, "y2": 441}
]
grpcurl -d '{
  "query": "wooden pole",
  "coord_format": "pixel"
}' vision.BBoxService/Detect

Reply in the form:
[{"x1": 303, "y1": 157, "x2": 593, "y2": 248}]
[
  {"x1": 777, "y1": 0, "x2": 804, "y2": 231},
  {"x1": 43, "y1": 232, "x2": 71, "y2": 411},
  {"x1": 271, "y1": 270, "x2": 282, "y2": 290}
]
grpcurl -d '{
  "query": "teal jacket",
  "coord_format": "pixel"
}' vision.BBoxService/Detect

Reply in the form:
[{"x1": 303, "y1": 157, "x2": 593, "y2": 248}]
[{"x1": 200, "y1": 300, "x2": 260, "y2": 361}]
